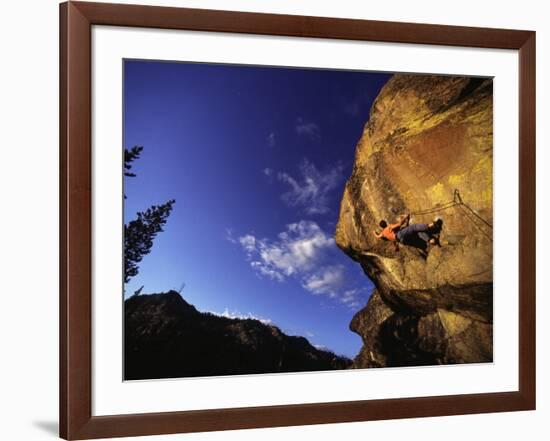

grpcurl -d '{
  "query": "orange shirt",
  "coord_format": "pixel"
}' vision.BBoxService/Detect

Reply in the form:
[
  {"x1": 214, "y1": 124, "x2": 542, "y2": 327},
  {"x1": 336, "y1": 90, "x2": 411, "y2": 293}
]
[{"x1": 380, "y1": 223, "x2": 401, "y2": 241}]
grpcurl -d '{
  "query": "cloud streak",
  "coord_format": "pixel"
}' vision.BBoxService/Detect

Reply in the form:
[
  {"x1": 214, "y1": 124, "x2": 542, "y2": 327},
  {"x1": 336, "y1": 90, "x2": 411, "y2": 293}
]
[
  {"x1": 267, "y1": 132, "x2": 276, "y2": 147},
  {"x1": 295, "y1": 118, "x2": 321, "y2": 141},
  {"x1": 229, "y1": 221, "x2": 367, "y2": 308},
  {"x1": 277, "y1": 159, "x2": 344, "y2": 215},
  {"x1": 207, "y1": 307, "x2": 272, "y2": 325},
  {"x1": 243, "y1": 221, "x2": 334, "y2": 279},
  {"x1": 302, "y1": 265, "x2": 345, "y2": 295}
]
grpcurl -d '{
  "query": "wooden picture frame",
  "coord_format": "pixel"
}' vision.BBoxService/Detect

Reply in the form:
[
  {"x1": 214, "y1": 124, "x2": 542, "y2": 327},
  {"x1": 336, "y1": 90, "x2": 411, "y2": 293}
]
[{"x1": 59, "y1": 1, "x2": 536, "y2": 439}]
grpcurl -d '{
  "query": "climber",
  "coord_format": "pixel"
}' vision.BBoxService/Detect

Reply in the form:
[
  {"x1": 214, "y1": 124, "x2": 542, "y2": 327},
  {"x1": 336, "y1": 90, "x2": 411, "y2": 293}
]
[{"x1": 372, "y1": 214, "x2": 443, "y2": 251}]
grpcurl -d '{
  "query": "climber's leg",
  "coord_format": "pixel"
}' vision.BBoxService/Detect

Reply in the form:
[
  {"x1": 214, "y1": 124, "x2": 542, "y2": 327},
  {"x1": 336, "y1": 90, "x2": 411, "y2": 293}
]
[
  {"x1": 397, "y1": 224, "x2": 429, "y2": 246},
  {"x1": 418, "y1": 231, "x2": 430, "y2": 243},
  {"x1": 396, "y1": 223, "x2": 429, "y2": 244}
]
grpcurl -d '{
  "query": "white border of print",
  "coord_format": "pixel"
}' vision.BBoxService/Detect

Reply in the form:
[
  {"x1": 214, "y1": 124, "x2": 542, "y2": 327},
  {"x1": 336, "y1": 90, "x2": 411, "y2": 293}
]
[{"x1": 92, "y1": 25, "x2": 518, "y2": 417}]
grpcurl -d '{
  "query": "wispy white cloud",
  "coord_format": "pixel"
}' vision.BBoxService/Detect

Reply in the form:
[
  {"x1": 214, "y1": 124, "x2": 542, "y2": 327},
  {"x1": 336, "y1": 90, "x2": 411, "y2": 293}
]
[
  {"x1": 340, "y1": 289, "x2": 364, "y2": 309},
  {"x1": 228, "y1": 221, "x2": 367, "y2": 308},
  {"x1": 295, "y1": 118, "x2": 321, "y2": 141},
  {"x1": 302, "y1": 265, "x2": 345, "y2": 296},
  {"x1": 250, "y1": 260, "x2": 285, "y2": 282},
  {"x1": 267, "y1": 132, "x2": 276, "y2": 147},
  {"x1": 243, "y1": 220, "x2": 334, "y2": 280},
  {"x1": 277, "y1": 159, "x2": 344, "y2": 215},
  {"x1": 225, "y1": 228, "x2": 237, "y2": 244},
  {"x1": 239, "y1": 234, "x2": 257, "y2": 254},
  {"x1": 207, "y1": 307, "x2": 272, "y2": 325}
]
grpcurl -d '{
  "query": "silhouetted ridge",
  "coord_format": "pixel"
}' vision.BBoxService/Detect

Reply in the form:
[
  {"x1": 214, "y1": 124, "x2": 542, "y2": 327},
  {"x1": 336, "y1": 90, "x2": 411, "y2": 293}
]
[{"x1": 125, "y1": 292, "x2": 351, "y2": 380}]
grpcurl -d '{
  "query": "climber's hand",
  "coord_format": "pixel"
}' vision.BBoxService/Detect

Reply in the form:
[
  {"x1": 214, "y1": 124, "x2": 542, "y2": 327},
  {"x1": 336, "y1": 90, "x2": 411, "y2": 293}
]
[{"x1": 399, "y1": 213, "x2": 410, "y2": 227}]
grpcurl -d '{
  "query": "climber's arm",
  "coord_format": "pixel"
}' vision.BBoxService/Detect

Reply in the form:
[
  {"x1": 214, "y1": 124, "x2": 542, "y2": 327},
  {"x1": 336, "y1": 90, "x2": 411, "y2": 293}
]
[
  {"x1": 398, "y1": 213, "x2": 411, "y2": 227},
  {"x1": 388, "y1": 215, "x2": 409, "y2": 233}
]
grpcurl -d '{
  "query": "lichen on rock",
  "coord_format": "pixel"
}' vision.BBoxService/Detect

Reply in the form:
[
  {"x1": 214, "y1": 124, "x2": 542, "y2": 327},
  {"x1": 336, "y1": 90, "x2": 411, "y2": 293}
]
[{"x1": 336, "y1": 74, "x2": 493, "y2": 367}]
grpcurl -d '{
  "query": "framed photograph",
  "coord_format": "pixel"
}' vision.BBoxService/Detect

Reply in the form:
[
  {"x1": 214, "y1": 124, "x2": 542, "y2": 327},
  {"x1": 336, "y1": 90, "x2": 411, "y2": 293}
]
[{"x1": 60, "y1": 1, "x2": 536, "y2": 439}]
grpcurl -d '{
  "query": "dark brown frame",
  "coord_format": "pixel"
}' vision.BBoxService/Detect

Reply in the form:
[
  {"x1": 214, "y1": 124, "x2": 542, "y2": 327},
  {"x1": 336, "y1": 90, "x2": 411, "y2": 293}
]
[{"x1": 60, "y1": 1, "x2": 536, "y2": 439}]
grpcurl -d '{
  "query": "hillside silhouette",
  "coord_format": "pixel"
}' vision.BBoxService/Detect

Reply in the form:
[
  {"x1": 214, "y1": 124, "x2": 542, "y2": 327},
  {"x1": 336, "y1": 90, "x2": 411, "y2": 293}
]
[{"x1": 125, "y1": 291, "x2": 351, "y2": 380}]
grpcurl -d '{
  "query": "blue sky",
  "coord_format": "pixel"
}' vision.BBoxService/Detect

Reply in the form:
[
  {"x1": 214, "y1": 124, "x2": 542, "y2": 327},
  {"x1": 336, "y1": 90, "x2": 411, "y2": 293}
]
[{"x1": 124, "y1": 60, "x2": 390, "y2": 358}]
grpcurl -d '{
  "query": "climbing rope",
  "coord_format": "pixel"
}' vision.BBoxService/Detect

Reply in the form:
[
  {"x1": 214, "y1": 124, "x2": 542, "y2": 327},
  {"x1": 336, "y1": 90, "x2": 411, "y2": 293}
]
[
  {"x1": 409, "y1": 189, "x2": 493, "y2": 242},
  {"x1": 410, "y1": 199, "x2": 459, "y2": 216}
]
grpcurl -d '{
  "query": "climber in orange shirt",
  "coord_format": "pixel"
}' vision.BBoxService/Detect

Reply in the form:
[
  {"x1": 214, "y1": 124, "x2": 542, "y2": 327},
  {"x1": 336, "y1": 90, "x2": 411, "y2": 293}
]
[{"x1": 372, "y1": 214, "x2": 442, "y2": 251}]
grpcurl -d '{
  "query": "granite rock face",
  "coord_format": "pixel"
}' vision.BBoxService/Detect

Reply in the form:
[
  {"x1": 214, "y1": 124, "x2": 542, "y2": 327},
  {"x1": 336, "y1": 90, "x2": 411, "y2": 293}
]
[{"x1": 336, "y1": 75, "x2": 493, "y2": 367}]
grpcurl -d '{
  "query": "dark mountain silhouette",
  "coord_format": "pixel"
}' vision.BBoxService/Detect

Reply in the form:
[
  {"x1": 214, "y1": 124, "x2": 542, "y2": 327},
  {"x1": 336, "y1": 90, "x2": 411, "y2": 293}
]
[{"x1": 125, "y1": 291, "x2": 351, "y2": 380}]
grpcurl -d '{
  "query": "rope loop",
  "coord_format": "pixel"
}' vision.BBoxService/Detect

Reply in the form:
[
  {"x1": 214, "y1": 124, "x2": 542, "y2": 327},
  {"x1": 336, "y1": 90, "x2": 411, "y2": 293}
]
[{"x1": 408, "y1": 189, "x2": 493, "y2": 241}]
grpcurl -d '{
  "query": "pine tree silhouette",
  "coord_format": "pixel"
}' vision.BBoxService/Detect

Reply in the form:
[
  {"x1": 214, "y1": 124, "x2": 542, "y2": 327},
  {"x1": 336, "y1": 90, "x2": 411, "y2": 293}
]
[
  {"x1": 124, "y1": 145, "x2": 143, "y2": 177},
  {"x1": 124, "y1": 146, "x2": 175, "y2": 284}
]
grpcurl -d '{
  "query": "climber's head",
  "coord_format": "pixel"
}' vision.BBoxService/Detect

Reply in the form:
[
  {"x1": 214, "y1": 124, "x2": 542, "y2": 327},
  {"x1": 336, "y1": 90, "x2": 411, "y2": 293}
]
[{"x1": 379, "y1": 220, "x2": 388, "y2": 229}]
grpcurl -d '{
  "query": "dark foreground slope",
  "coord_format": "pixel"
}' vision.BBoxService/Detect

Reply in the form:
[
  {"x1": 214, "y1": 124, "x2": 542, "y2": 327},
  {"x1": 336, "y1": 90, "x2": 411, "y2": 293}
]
[{"x1": 125, "y1": 291, "x2": 351, "y2": 380}]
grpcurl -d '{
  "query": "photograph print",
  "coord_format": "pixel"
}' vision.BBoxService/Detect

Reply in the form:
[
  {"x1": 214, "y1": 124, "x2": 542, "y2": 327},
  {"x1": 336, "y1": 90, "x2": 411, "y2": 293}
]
[{"x1": 123, "y1": 60, "x2": 493, "y2": 381}]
